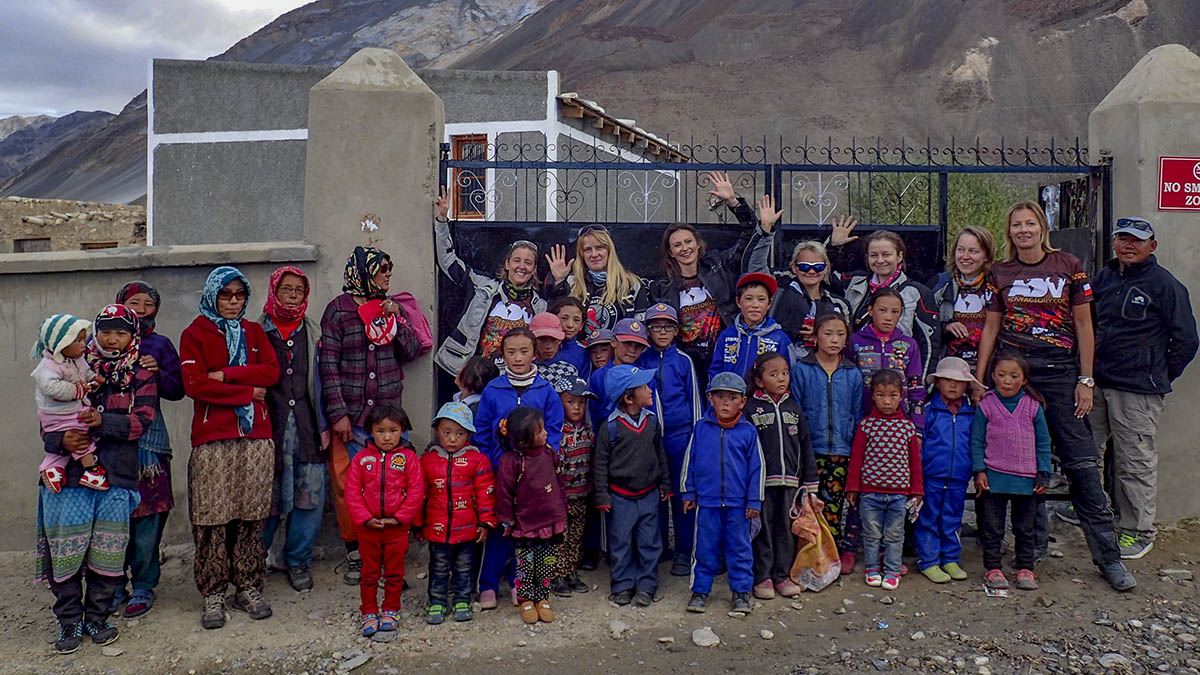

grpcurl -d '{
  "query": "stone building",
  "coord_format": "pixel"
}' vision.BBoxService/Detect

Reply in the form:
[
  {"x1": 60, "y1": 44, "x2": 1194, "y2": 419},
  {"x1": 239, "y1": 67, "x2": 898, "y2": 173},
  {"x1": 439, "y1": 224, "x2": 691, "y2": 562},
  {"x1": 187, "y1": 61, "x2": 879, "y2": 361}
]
[{"x1": 1, "y1": 195, "x2": 145, "y2": 252}]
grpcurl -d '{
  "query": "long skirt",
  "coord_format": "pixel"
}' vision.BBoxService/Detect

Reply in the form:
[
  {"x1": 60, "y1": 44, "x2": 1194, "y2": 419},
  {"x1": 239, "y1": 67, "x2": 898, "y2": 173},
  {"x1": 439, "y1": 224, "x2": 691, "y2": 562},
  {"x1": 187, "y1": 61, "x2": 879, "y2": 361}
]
[
  {"x1": 188, "y1": 437, "x2": 273, "y2": 526},
  {"x1": 36, "y1": 485, "x2": 140, "y2": 583}
]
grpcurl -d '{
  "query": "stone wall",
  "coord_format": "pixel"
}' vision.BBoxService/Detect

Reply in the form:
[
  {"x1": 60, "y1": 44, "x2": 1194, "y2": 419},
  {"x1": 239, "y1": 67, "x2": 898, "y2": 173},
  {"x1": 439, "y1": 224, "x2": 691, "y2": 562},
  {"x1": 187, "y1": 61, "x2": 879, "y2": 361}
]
[{"x1": 1, "y1": 195, "x2": 145, "y2": 252}]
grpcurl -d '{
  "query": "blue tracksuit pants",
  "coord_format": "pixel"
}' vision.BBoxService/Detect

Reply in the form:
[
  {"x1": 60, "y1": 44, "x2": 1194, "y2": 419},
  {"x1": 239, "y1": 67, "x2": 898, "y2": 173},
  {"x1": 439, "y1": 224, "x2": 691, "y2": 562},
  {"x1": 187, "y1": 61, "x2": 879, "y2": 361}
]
[
  {"x1": 691, "y1": 506, "x2": 754, "y2": 594},
  {"x1": 659, "y1": 428, "x2": 694, "y2": 562},
  {"x1": 607, "y1": 491, "x2": 663, "y2": 594},
  {"x1": 914, "y1": 478, "x2": 969, "y2": 570}
]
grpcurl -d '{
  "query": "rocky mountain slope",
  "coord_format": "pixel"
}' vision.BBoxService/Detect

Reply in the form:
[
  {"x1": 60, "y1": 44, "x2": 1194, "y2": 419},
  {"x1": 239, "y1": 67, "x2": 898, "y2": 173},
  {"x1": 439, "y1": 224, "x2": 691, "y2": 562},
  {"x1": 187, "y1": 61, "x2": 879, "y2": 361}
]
[
  {"x1": 3, "y1": 0, "x2": 1198, "y2": 205},
  {"x1": 0, "y1": 115, "x2": 53, "y2": 143},
  {"x1": 0, "y1": 111, "x2": 110, "y2": 187}
]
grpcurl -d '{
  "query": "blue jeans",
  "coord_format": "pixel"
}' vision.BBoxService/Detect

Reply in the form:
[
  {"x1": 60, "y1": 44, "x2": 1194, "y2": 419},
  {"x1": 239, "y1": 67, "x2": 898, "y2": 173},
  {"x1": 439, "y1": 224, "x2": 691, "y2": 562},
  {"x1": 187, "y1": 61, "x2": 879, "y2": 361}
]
[
  {"x1": 428, "y1": 542, "x2": 475, "y2": 607},
  {"x1": 606, "y1": 491, "x2": 662, "y2": 595},
  {"x1": 859, "y1": 493, "x2": 907, "y2": 576}
]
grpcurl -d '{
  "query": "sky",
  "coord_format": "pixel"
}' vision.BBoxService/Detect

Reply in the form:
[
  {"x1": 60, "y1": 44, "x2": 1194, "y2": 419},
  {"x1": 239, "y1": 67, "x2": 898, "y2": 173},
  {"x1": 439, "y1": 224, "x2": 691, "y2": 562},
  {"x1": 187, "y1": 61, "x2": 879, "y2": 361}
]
[{"x1": 0, "y1": 0, "x2": 309, "y2": 118}]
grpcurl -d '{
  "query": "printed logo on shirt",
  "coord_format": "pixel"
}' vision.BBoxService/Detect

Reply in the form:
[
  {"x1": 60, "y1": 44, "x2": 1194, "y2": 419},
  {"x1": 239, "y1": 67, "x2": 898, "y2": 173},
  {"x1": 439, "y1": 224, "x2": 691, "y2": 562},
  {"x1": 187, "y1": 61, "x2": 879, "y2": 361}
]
[
  {"x1": 454, "y1": 457, "x2": 469, "y2": 466},
  {"x1": 433, "y1": 478, "x2": 446, "y2": 490},
  {"x1": 723, "y1": 338, "x2": 740, "y2": 363},
  {"x1": 788, "y1": 424, "x2": 800, "y2": 436},
  {"x1": 1008, "y1": 277, "x2": 1067, "y2": 299},
  {"x1": 389, "y1": 454, "x2": 407, "y2": 471},
  {"x1": 757, "y1": 338, "x2": 781, "y2": 355},
  {"x1": 453, "y1": 497, "x2": 469, "y2": 510},
  {"x1": 1131, "y1": 295, "x2": 1147, "y2": 306},
  {"x1": 433, "y1": 522, "x2": 445, "y2": 534},
  {"x1": 544, "y1": 483, "x2": 554, "y2": 493}
]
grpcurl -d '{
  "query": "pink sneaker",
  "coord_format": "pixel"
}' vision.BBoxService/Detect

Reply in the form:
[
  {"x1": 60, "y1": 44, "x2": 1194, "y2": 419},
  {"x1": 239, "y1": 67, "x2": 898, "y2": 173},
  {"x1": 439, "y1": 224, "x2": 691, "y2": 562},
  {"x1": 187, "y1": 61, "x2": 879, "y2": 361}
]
[
  {"x1": 774, "y1": 579, "x2": 803, "y2": 597},
  {"x1": 753, "y1": 580, "x2": 776, "y2": 600},
  {"x1": 840, "y1": 551, "x2": 856, "y2": 575},
  {"x1": 881, "y1": 574, "x2": 900, "y2": 591},
  {"x1": 478, "y1": 590, "x2": 497, "y2": 610},
  {"x1": 864, "y1": 569, "x2": 882, "y2": 587},
  {"x1": 984, "y1": 569, "x2": 1009, "y2": 590},
  {"x1": 1015, "y1": 569, "x2": 1038, "y2": 591}
]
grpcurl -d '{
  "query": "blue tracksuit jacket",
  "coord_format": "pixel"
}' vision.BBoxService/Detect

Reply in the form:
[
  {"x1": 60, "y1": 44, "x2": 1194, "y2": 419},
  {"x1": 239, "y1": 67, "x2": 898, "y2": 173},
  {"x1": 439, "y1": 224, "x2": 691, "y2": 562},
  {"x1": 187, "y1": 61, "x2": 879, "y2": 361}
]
[
  {"x1": 709, "y1": 315, "x2": 792, "y2": 382},
  {"x1": 790, "y1": 353, "x2": 864, "y2": 457},
  {"x1": 472, "y1": 373, "x2": 565, "y2": 466},
  {"x1": 681, "y1": 413, "x2": 765, "y2": 510},
  {"x1": 558, "y1": 338, "x2": 590, "y2": 378},
  {"x1": 638, "y1": 345, "x2": 701, "y2": 436},
  {"x1": 914, "y1": 391, "x2": 975, "y2": 569}
]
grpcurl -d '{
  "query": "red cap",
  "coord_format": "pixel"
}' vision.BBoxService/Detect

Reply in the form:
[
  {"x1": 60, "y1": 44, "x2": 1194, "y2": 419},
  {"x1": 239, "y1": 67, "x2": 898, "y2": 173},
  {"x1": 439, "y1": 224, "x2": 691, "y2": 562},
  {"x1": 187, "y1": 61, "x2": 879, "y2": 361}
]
[
  {"x1": 736, "y1": 271, "x2": 778, "y2": 296},
  {"x1": 529, "y1": 313, "x2": 565, "y2": 340}
]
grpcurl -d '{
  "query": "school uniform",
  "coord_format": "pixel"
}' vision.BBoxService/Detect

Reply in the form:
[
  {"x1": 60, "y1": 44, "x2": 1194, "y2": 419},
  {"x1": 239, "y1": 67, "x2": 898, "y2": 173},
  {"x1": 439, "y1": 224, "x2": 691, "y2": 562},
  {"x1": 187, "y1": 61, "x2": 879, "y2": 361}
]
[{"x1": 914, "y1": 392, "x2": 974, "y2": 571}]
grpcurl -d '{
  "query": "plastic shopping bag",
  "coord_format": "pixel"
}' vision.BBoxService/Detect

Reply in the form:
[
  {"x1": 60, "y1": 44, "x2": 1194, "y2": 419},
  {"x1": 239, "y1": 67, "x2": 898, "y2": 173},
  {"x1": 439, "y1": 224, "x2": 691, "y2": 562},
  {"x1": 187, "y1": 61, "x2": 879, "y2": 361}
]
[{"x1": 789, "y1": 491, "x2": 841, "y2": 592}]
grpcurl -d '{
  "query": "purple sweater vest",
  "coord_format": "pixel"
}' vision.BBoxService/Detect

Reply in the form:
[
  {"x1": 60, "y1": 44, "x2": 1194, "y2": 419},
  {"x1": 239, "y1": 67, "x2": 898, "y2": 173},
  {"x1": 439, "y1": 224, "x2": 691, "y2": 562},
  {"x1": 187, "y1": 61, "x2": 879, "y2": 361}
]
[{"x1": 978, "y1": 392, "x2": 1039, "y2": 478}]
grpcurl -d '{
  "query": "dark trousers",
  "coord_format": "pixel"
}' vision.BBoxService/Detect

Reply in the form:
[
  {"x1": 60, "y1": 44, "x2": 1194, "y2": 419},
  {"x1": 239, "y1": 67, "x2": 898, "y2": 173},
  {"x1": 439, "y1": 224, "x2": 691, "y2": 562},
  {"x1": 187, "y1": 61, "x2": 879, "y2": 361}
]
[
  {"x1": 606, "y1": 491, "x2": 663, "y2": 595},
  {"x1": 49, "y1": 567, "x2": 121, "y2": 625},
  {"x1": 193, "y1": 519, "x2": 266, "y2": 596},
  {"x1": 980, "y1": 491, "x2": 1037, "y2": 571},
  {"x1": 753, "y1": 486, "x2": 797, "y2": 584},
  {"x1": 428, "y1": 541, "x2": 475, "y2": 608},
  {"x1": 126, "y1": 511, "x2": 168, "y2": 591},
  {"x1": 1026, "y1": 358, "x2": 1120, "y2": 567}
]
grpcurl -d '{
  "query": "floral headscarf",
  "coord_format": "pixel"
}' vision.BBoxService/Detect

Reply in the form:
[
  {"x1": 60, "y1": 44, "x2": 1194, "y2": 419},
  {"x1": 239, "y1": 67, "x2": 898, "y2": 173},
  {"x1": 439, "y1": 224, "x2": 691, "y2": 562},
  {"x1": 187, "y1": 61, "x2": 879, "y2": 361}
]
[
  {"x1": 116, "y1": 280, "x2": 161, "y2": 337},
  {"x1": 263, "y1": 265, "x2": 309, "y2": 323},
  {"x1": 87, "y1": 304, "x2": 141, "y2": 390},
  {"x1": 343, "y1": 246, "x2": 391, "y2": 299},
  {"x1": 200, "y1": 266, "x2": 254, "y2": 434}
]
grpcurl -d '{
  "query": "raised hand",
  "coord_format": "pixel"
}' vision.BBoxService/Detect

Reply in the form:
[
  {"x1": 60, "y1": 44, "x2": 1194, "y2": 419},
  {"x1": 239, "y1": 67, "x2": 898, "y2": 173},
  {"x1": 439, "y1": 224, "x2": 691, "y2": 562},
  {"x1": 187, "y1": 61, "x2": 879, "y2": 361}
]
[
  {"x1": 756, "y1": 193, "x2": 783, "y2": 232},
  {"x1": 545, "y1": 243, "x2": 573, "y2": 283},
  {"x1": 434, "y1": 185, "x2": 451, "y2": 222},
  {"x1": 830, "y1": 215, "x2": 859, "y2": 246},
  {"x1": 704, "y1": 171, "x2": 737, "y2": 206}
]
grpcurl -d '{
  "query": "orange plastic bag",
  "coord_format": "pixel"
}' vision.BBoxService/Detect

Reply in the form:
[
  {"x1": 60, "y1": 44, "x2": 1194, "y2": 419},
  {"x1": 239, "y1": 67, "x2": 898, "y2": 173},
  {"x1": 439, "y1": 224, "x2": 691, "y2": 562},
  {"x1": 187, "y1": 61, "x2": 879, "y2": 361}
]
[{"x1": 789, "y1": 492, "x2": 841, "y2": 592}]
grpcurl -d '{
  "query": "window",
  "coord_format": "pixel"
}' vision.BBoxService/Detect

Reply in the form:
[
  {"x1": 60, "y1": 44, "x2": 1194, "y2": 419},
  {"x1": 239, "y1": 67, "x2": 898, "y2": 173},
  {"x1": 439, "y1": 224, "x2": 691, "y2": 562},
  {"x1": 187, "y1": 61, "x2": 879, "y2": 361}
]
[
  {"x1": 452, "y1": 134, "x2": 488, "y2": 219},
  {"x1": 14, "y1": 237, "x2": 50, "y2": 252},
  {"x1": 81, "y1": 241, "x2": 119, "y2": 250}
]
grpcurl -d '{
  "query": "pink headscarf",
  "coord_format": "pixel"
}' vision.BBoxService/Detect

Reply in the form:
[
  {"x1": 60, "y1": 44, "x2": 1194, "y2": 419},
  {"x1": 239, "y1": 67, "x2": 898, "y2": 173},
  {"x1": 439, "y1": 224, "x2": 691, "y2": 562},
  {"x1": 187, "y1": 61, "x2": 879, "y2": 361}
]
[{"x1": 263, "y1": 266, "x2": 310, "y2": 324}]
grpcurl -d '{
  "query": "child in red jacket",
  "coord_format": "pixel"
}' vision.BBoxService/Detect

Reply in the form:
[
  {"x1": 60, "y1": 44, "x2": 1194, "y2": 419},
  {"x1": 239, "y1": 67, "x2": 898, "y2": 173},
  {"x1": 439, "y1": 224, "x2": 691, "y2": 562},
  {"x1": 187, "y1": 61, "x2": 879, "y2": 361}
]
[
  {"x1": 419, "y1": 401, "x2": 497, "y2": 625},
  {"x1": 345, "y1": 403, "x2": 424, "y2": 637}
]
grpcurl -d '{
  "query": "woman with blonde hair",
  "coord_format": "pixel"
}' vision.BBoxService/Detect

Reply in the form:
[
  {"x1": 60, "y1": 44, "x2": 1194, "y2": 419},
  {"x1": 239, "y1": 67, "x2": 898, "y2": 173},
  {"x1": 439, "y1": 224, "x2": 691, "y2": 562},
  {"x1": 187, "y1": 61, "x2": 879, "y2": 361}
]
[
  {"x1": 545, "y1": 225, "x2": 651, "y2": 332},
  {"x1": 769, "y1": 239, "x2": 851, "y2": 362},
  {"x1": 931, "y1": 225, "x2": 997, "y2": 366},
  {"x1": 975, "y1": 200, "x2": 1135, "y2": 592}
]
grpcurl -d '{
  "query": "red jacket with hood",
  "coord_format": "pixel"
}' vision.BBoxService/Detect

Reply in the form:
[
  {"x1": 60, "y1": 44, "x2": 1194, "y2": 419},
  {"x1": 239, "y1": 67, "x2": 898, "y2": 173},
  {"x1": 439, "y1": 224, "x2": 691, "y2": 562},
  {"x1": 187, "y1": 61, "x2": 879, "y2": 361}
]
[
  {"x1": 180, "y1": 315, "x2": 279, "y2": 447},
  {"x1": 419, "y1": 445, "x2": 498, "y2": 544},
  {"x1": 345, "y1": 440, "x2": 425, "y2": 528}
]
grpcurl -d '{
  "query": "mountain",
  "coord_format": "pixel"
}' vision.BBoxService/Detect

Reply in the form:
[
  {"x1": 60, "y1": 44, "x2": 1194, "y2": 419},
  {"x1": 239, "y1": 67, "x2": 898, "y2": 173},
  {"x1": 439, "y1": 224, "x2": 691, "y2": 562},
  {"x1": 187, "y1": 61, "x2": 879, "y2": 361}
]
[
  {"x1": 0, "y1": 114, "x2": 53, "y2": 143},
  {"x1": 0, "y1": 110, "x2": 112, "y2": 188},
  {"x1": 5, "y1": 0, "x2": 1199, "y2": 205}
]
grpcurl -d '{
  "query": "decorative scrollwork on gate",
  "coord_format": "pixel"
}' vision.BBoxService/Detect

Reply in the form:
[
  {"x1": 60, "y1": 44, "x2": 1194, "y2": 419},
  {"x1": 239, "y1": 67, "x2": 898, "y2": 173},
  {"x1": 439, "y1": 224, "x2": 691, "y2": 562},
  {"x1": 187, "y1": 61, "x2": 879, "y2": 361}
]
[
  {"x1": 617, "y1": 170, "x2": 678, "y2": 223},
  {"x1": 789, "y1": 172, "x2": 850, "y2": 225}
]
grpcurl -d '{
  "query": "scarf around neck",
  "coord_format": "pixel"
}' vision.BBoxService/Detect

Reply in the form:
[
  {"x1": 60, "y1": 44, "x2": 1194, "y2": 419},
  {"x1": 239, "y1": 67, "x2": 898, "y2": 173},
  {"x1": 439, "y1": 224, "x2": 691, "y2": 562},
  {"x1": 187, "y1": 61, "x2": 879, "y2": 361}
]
[
  {"x1": 343, "y1": 246, "x2": 391, "y2": 299},
  {"x1": 264, "y1": 265, "x2": 310, "y2": 324},
  {"x1": 507, "y1": 364, "x2": 538, "y2": 388},
  {"x1": 87, "y1": 304, "x2": 141, "y2": 391},
  {"x1": 503, "y1": 279, "x2": 534, "y2": 302},
  {"x1": 115, "y1": 280, "x2": 160, "y2": 337},
  {"x1": 200, "y1": 266, "x2": 254, "y2": 434},
  {"x1": 587, "y1": 269, "x2": 608, "y2": 286},
  {"x1": 868, "y1": 268, "x2": 902, "y2": 294}
]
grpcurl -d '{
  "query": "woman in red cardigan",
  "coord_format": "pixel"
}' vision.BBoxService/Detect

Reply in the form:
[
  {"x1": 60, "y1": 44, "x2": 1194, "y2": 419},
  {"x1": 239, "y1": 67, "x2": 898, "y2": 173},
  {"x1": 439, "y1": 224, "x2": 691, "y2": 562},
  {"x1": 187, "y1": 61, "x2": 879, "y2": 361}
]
[{"x1": 180, "y1": 266, "x2": 280, "y2": 630}]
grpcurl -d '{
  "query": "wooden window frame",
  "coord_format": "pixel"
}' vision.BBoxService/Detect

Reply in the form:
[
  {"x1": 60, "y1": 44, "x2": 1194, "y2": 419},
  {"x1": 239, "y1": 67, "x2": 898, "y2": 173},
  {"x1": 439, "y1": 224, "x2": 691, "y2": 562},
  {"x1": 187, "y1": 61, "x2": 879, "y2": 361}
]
[
  {"x1": 451, "y1": 134, "x2": 488, "y2": 220},
  {"x1": 14, "y1": 237, "x2": 51, "y2": 253}
]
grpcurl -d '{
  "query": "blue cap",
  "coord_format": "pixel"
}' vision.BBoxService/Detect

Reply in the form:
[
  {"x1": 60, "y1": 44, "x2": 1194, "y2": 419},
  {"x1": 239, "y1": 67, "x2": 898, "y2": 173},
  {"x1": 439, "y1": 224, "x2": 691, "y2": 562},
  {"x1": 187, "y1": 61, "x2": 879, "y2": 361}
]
[
  {"x1": 644, "y1": 302, "x2": 678, "y2": 323},
  {"x1": 706, "y1": 371, "x2": 747, "y2": 395},
  {"x1": 432, "y1": 401, "x2": 476, "y2": 433},
  {"x1": 604, "y1": 365, "x2": 656, "y2": 404}
]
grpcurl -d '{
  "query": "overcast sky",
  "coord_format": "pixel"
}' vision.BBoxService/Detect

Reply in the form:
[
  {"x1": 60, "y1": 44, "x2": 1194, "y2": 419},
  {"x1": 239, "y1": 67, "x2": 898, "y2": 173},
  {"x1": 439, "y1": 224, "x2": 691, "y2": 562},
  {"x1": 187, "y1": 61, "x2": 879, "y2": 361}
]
[{"x1": 0, "y1": 0, "x2": 309, "y2": 118}]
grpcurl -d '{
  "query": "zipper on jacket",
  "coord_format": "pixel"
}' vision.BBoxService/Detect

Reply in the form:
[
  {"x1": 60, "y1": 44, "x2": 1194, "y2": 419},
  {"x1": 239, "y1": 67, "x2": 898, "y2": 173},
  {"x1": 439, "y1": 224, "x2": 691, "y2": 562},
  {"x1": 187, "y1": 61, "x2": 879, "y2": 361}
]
[
  {"x1": 771, "y1": 397, "x2": 786, "y2": 481},
  {"x1": 655, "y1": 350, "x2": 665, "y2": 421},
  {"x1": 720, "y1": 428, "x2": 726, "y2": 507},
  {"x1": 826, "y1": 371, "x2": 835, "y2": 454},
  {"x1": 380, "y1": 449, "x2": 389, "y2": 517}
]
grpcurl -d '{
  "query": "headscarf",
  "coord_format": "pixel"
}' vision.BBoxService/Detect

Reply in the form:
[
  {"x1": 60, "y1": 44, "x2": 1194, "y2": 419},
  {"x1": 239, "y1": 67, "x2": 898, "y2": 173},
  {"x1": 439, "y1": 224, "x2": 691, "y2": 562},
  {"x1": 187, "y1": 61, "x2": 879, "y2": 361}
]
[
  {"x1": 343, "y1": 246, "x2": 391, "y2": 299},
  {"x1": 116, "y1": 280, "x2": 160, "y2": 337},
  {"x1": 263, "y1": 265, "x2": 310, "y2": 324},
  {"x1": 200, "y1": 266, "x2": 253, "y2": 434},
  {"x1": 86, "y1": 304, "x2": 141, "y2": 390}
]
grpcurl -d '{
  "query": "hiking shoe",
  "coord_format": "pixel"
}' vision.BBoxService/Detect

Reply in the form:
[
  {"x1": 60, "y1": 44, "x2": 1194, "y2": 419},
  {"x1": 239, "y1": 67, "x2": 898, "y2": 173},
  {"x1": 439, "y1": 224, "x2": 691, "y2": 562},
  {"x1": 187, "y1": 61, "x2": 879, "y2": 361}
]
[
  {"x1": 519, "y1": 601, "x2": 538, "y2": 624},
  {"x1": 536, "y1": 600, "x2": 555, "y2": 622},
  {"x1": 426, "y1": 605, "x2": 446, "y2": 625},
  {"x1": 1053, "y1": 503, "x2": 1080, "y2": 526},
  {"x1": 1015, "y1": 569, "x2": 1039, "y2": 591},
  {"x1": 608, "y1": 589, "x2": 633, "y2": 606},
  {"x1": 379, "y1": 610, "x2": 399, "y2": 631},
  {"x1": 864, "y1": 569, "x2": 882, "y2": 587},
  {"x1": 840, "y1": 551, "x2": 857, "y2": 575},
  {"x1": 361, "y1": 613, "x2": 379, "y2": 636},
  {"x1": 550, "y1": 577, "x2": 573, "y2": 598},
  {"x1": 84, "y1": 619, "x2": 118, "y2": 646},
  {"x1": 287, "y1": 565, "x2": 313, "y2": 592},
  {"x1": 775, "y1": 579, "x2": 803, "y2": 597},
  {"x1": 942, "y1": 562, "x2": 968, "y2": 580},
  {"x1": 453, "y1": 602, "x2": 473, "y2": 622},
  {"x1": 478, "y1": 589, "x2": 498, "y2": 610},
  {"x1": 920, "y1": 565, "x2": 951, "y2": 584},
  {"x1": 686, "y1": 592, "x2": 709, "y2": 613},
  {"x1": 633, "y1": 591, "x2": 652, "y2": 607},
  {"x1": 340, "y1": 550, "x2": 362, "y2": 585},
  {"x1": 566, "y1": 573, "x2": 590, "y2": 593},
  {"x1": 230, "y1": 587, "x2": 272, "y2": 620},
  {"x1": 881, "y1": 574, "x2": 900, "y2": 591},
  {"x1": 201, "y1": 593, "x2": 226, "y2": 629},
  {"x1": 984, "y1": 569, "x2": 1009, "y2": 590},
  {"x1": 1102, "y1": 560, "x2": 1137, "y2": 592},
  {"x1": 731, "y1": 592, "x2": 752, "y2": 613},
  {"x1": 670, "y1": 558, "x2": 691, "y2": 577},
  {"x1": 1118, "y1": 532, "x2": 1154, "y2": 560},
  {"x1": 54, "y1": 622, "x2": 83, "y2": 654},
  {"x1": 753, "y1": 579, "x2": 776, "y2": 599}
]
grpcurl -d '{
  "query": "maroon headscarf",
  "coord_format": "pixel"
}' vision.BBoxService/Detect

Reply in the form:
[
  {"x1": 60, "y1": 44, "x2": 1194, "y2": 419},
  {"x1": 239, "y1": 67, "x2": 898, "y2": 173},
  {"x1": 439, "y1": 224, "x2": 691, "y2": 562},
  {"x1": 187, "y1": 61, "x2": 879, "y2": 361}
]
[{"x1": 263, "y1": 266, "x2": 310, "y2": 324}]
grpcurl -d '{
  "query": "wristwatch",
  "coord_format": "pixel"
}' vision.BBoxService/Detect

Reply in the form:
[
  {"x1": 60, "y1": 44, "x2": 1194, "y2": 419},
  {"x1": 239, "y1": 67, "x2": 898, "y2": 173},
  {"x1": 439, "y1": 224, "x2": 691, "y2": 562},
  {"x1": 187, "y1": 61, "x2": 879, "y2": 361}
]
[{"x1": 1077, "y1": 376, "x2": 1095, "y2": 388}]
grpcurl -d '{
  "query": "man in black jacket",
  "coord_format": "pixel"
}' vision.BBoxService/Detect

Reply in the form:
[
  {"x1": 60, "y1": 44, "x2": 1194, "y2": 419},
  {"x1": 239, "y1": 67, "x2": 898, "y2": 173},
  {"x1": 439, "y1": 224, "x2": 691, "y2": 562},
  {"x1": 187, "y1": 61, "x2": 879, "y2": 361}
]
[{"x1": 1091, "y1": 217, "x2": 1199, "y2": 560}]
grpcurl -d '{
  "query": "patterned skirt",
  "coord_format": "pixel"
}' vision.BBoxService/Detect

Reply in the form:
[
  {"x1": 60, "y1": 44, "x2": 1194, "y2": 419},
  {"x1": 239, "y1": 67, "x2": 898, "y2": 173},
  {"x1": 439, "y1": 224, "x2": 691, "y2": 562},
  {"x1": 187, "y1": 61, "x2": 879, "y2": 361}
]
[
  {"x1": 188, "y1": 437, "x2": 274, "y2": 527},
  {"x1": 36, "y1": 485, "x2": 140, "y2": 583}
]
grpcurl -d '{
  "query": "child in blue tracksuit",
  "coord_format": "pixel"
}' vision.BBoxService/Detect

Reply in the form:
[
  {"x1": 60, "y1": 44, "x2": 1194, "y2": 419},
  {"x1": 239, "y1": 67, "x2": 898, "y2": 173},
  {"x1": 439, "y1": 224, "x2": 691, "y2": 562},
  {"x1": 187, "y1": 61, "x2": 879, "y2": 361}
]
[
  {"x1": 915, "y1": 357, "x2": 977, "y2": 584},
  {"x1": 472, "y1": 327, "x2": 565, "y2": 609},
  {"x1": 682, "y1": 371, "x2": 764, "y2": 615},
  {"x1": 550, "y1": 297, "x2": 590, "y2": 377},
  {"x1": 791, "y1": 313, "x2": 865, "y2": 571},
  {"x1": 588, "y1": 319, "x2": 649, "y2": 426},
  {"x1": 710, "y1": 272, "x2": 792, "y2": 382},
  {"x1": 637, "y1": 302, "x2": 702, "y2": 577}
]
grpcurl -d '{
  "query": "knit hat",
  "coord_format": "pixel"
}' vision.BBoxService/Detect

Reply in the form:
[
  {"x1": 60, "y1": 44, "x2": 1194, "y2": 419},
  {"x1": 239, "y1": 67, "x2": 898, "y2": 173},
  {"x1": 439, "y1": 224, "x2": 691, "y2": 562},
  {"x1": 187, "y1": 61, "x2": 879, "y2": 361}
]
[
  {"x1": 32, "y1": 314, "x2": 91, "y2": 362},
  {"x1": 529, "y1": 312, "x2": 565, "y2": 340},
  {"x1": 432, "y1": 401, "x2": 476, "y2": 433}
]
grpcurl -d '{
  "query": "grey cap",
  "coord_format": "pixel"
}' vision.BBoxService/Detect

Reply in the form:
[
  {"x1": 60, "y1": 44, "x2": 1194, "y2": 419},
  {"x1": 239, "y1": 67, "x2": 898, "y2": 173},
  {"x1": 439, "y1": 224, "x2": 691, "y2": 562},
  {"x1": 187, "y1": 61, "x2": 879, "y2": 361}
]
[{"x1": 706, "y1": 371, "x2": 747, "y2": 395}]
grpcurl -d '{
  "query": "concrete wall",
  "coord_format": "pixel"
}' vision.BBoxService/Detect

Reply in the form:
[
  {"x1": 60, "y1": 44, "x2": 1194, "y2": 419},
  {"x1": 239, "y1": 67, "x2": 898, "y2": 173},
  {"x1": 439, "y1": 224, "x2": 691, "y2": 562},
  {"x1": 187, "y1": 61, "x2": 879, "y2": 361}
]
[{"x1": 1089, "y1": 44, "x2": 1200, "y2": 522}]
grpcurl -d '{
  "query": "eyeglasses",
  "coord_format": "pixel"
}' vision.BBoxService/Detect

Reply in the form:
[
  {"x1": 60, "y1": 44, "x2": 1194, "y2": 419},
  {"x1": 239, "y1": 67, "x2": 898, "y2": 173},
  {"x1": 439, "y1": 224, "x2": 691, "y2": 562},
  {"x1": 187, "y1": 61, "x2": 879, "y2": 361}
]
[
  {"x1": 576, "y1": 224, "x2": 609, "y2": 238},
  {"x1": 217, "y1": 290, "x2": 248, "y2": 302},
  {"x1": 648, "y1": 323, "x2": 677, "y2": 333},
  {"x1": 793, "y1": 262, "x2": 828, "y2": 273},
  {"x1": 276, "y1": 285, "x2": 306, "y2": 297}
]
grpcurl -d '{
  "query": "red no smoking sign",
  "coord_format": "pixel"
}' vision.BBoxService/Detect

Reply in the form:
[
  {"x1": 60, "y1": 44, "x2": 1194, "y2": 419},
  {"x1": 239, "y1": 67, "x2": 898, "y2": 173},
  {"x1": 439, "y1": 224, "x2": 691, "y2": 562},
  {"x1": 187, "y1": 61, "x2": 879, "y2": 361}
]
[{"x1": 1159, "y1": 156, "x2": 1200, "y2": 211}]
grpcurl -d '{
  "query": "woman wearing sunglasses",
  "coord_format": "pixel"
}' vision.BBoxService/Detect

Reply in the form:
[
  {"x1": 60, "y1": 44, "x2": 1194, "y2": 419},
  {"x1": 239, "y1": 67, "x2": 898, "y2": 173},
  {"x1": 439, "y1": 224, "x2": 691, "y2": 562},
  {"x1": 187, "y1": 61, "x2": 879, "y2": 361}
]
[
  {"x1": 545, "y1": 224, "x2": 651, "y2": 332},
  {"x1": 770, "y1": 240, "x2": 851, "y2": 361}
]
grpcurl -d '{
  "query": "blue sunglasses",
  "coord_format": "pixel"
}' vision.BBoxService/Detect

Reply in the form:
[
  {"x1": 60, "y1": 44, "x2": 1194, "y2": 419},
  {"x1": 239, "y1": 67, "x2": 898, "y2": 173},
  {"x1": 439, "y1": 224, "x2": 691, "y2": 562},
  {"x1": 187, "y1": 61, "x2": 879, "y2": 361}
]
[{"x1": 794, "y1": 262, "x2": 828, "y2": 273}]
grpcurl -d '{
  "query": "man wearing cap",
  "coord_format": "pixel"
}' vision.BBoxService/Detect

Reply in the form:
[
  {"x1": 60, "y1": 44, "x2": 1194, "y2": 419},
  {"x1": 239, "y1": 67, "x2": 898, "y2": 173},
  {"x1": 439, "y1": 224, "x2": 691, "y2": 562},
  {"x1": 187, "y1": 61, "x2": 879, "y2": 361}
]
[
  {"x1": 587, "y1": 318, "x2": 650, "y2": 425},
  {"x1": 1091, "y1": 217, "x2": 1198, "y2": 560},
  {"x1": 709, "y1": 272, "x2": 792, "y2": 381}
]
